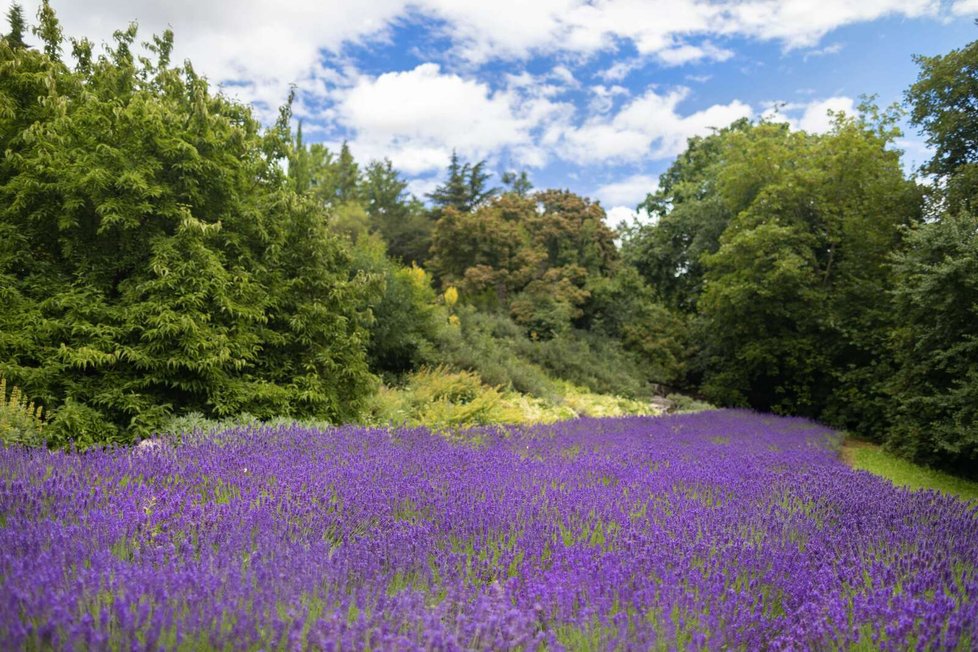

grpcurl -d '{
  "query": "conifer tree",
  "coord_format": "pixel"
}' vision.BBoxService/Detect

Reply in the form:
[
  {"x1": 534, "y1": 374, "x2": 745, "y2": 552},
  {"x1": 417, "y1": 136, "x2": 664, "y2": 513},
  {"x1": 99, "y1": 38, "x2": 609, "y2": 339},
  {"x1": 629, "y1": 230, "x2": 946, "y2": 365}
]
[{"x1": 5, "y1": 3, "x2": 25, "y2": 48}]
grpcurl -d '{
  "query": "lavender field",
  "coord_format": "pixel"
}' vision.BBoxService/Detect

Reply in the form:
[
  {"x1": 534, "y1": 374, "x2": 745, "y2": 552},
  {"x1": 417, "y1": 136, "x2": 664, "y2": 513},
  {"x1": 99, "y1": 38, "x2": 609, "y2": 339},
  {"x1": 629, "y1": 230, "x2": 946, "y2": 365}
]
[{"x1": 1, "y1": 411, "x2": 975, "y2": 650}]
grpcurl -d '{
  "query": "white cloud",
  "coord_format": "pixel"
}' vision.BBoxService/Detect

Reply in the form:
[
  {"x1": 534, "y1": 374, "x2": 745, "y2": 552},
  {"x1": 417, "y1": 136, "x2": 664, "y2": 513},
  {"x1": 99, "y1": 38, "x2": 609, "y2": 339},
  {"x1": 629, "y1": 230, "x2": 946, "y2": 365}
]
[
  {"x1": 803, "y1": 42, "x2": 844, "y2": 59},
  {"x1": 656, "y1": 41, "x2": 733, "y2": 66},
  {"x1": 762, "y1": 96, "x2": 856, "y2": 133},
  {"x1": 597, "y1": 58, "x2": 644, "y2": 82},
  {"x1": 405, "y1": 176, "x2": 443, "y2": 199},
  {"x1": 560, "y1": 88, "x2": 753, "y2": 164},
  {"x1": 719, "y1": 0, "x2": 938, "y2": 48},
  {"x1": 605, "y1": 205, "x2": 641, "y2": 229},
  {"x1": 589, "y1": 84, "x2": 630, "y2": 114},
  {"x1": 895, "y1": 137, "x2": 934, "y2": 174},
  {"x1": 21, "y1": 0, "x2": 408, "y2": 120},
  {"x1": 595, "y1": 174, "x2": 659, "y2": 207},
  {"x1": 26, "y1": 0, "x2": 948, "y2": 122},
  {"x1": 797, "y1": 96, "x2": 855, "y2": 133},
  {"x1": 336, "y1": 63, "x2": 568, "y2": 174},
  {"x1": 952, "y1": 0, "x2": 978, "y2": 14},
  {"x1": 550, "y1": 65, "x2": 580, "y2": 89}
]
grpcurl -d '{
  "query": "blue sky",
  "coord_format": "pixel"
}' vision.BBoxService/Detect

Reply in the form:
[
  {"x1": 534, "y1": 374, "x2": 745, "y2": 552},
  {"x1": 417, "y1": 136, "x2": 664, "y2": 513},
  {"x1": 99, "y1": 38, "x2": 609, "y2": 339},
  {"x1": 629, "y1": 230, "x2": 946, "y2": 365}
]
[{"x1": 24, "y1": 1, "x2": 978, "y2": 225}]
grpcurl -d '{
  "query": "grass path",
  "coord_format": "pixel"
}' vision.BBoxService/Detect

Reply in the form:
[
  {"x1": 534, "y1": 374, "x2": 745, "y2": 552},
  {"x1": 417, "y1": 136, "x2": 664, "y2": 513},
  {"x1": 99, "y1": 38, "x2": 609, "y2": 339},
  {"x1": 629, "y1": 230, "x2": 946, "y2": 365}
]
[{"x1": 842, "y1": 438, "x2": 978, "y2": 503}]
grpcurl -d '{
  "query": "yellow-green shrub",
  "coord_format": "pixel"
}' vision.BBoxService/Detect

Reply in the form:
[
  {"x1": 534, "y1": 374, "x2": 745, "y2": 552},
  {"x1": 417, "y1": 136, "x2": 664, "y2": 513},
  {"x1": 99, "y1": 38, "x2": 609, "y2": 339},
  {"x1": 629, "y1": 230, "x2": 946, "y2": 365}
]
[{"x1": 0, "y1": 375, "x2": 45, "y2": 447}]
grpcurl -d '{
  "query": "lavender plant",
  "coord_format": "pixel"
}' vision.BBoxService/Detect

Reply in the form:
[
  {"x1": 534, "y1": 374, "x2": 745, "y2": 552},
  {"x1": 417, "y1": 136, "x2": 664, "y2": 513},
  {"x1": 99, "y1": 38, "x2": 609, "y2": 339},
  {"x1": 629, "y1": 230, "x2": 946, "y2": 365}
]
[{"x1": 0, "y1": 410, "x2": 974, "y2": 650}]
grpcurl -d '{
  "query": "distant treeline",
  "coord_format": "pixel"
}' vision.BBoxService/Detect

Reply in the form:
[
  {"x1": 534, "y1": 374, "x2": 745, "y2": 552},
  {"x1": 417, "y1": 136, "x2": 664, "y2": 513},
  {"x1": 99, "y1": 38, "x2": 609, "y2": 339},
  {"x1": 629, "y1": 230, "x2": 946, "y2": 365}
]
[{"x1": 0, "y1": 3, "x2": 974, "y2": 476}]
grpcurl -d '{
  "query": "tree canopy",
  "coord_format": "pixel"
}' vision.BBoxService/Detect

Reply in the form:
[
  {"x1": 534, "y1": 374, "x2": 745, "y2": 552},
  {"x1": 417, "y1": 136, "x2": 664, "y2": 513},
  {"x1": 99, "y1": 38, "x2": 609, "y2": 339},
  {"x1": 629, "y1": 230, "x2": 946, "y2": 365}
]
[{"x1": 0, "y1": 4, "x2": 375, "y2": 445}]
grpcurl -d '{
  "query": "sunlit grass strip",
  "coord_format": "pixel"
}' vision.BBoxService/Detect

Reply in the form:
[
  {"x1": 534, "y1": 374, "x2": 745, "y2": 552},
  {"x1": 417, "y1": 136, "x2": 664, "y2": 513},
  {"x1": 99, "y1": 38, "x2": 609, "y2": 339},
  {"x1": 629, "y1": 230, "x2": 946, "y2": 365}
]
[{"x1": 845, "y1": 441, "x2": 978, "y2": 503}]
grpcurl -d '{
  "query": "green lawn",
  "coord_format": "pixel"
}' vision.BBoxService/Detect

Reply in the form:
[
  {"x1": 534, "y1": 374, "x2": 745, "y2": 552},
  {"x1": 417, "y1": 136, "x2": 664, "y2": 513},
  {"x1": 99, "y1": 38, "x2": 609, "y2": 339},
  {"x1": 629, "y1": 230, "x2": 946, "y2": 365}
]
[{"x1": 845, "y1": 441, "x2": 978, "y2": 503}]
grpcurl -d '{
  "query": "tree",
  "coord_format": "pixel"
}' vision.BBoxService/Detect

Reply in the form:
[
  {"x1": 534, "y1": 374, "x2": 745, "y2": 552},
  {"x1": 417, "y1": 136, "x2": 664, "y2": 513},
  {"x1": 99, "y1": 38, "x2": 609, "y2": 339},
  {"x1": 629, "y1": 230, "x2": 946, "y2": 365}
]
[
  {"x1": 362, "y1": 159, "x2": 433, "y2": 264},
  {"x1": 623, "y1": 119, "x2": 754, "y2": 311},
  {"x1": 0, "y1": 10, "x2": 375, "y2": 445},
  {"x1": 428, "y1": 189, "x2": 619, "y2": 338},
  {"x1": 428, "y1": 151, "x2": 498, "y2": 213},
  {"x1": 887, "y1": 31, "x2": 978, "y2": 475},
  {"x1": 692, "y1": 112, "x2": 919, "y2": 427},
  {"x1": 335, "y1": 142, "x2": 360, "y2": 203},
  {"x1": 502, "y1": 169, "x2": 533, "y2": 197},
  {"x1": 32, "y1": 0, "x2": 60, "y2": 60},
  {"x1": 907, "y1": 29, "x2": 978, "y2": 213},
  {"x1": 886, "y1": 213, "x2": 978, "y2": 476},
  {"x1": 428, "y1": 194, "x2": 535, "y2": 309},
  {"x1": 4, "y1": 3, "x2": 25, "y2": 48}
]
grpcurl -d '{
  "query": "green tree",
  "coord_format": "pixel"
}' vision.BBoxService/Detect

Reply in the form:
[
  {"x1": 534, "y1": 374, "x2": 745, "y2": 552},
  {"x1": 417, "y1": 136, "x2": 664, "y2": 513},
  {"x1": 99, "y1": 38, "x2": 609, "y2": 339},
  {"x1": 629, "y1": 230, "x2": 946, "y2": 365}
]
[
  {"x1": 502, "y1": 169, "x2": 533, "y2": 197},
  {"x1": 4, "y1": 3, "x2": 25, "y2": 48},
  {"x1": 428, "y1": 151, "x2": 498, "y2": 213},
  {"x1": 887, "y1": 213, "x2": 978, "y2": 476},
  {"x1": 362, "y1": 159, "x2": 433, "y2": 264},
  {"x1": 623, "y1": 119, "x2": 754, "y2": 311},
  {"x1": 428, "y1": 194, "x2": 535, "y2": 309},
  {"x1": 0, "y1": 10, "x2": 374, "y2": 445},
  {"x1": 695, "y1": 112, "x2": 919, "y2": 427},
  {"x1": 581, "y1": 267, "x2": 688, "y2": 387},
  {"x1": 429, "y1": 189, "x2": 618, "y2": 338},
  {"x1": 907, "y1": 28, "x2": 978, "y2": 213},
  {"x1": 887, "y1": 31, "x2": 978, "y2": 475},
  {"x1": 335, "y1": 141, "x2": 360, "y2": 203}
]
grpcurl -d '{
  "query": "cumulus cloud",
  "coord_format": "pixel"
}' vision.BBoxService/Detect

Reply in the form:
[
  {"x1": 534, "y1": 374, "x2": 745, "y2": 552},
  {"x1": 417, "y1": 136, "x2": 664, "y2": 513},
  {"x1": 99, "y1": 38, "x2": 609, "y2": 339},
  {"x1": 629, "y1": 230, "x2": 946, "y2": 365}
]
[
  {"x1": 952, "y1": 0, "x2": 978, "y2": 14},
  {"x1": 560, "y1": 88, "x2": 753, "y2": 164},
  {"x1": 605, "y1": 205, "x2": 642, "y2": 229},
  {"x1": 718, "y1": 0, "x2": 938, "y2": 48},
  {"x1": 594, "y1": 174, "x2": 659, "y2": 207},
  {"x1": 21, "y1": 0, "x2": 949, "y2": 205},
  {"x1": 762, "y1": 96, "x2": 856, "y2": 133},
  {"x1": 20, "y1": 0, "x2": 408, "y2": 119},
  {"x1": 25, "y1": 0, "x2": 948, "y2": 113},
  {"x1": 656, "y1": 41, "x2": 734, "y2": 66},
  {"x1": 336, "y1": 64, "x2": 569, "y2": 175}
]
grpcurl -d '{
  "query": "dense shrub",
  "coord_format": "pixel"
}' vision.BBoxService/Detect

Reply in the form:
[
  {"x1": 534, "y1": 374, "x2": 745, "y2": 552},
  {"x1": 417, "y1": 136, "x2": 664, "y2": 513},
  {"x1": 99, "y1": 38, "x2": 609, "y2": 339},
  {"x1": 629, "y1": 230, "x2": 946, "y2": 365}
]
[
  {"x1": 432, "y1": 308, "x2": 556, "y2": 398},
  {"x1": 518, "y1": 330, "x2": 651, "y2": 399},
  {"x1": 0, "y1": 9, "x2": 374, "y2": 446}
]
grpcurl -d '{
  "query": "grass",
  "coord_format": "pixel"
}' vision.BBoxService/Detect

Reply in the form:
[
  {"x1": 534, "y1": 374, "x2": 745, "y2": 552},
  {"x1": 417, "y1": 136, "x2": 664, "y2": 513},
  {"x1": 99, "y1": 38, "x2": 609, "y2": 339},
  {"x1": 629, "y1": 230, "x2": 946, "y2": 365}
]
[{"x1": 843, "y1": 439, "x2": 978, "y2": 503}]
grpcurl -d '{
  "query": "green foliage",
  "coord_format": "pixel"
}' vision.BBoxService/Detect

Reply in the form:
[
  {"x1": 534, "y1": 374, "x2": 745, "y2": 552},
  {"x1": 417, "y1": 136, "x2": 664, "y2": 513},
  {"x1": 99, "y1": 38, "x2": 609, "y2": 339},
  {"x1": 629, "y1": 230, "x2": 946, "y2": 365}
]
[
  {"x1": 907, "y1": 32, "x2": 978, "y2": 213},
  {"x1": 351, "y1": 237, "x2": 445, "y2": 380},
  {"x1": 429, "y1": 194, "x2": 536, "y2": 309},
  {"x1": 362, "y1": 159, "x2": 433, "y2": 264},
  {"x1": 625, "y1": 118, "x2": 753, "y2": 311},
  {"x1": 0, "y1": 374, "x2": 44, "y2": 446},
  {"x1": 428, "y1": 151, "x2": 498, "y2": 213},
  {"x1": 429, "y1": 190, "x2": 619, "y2": 339},
  {"x1": 289, "y1": 134, "x2": 434, "y2": 265},
  {"x1": 424, "y1": 306, "x2": 659, "y2": 400},
  {"x1": 366, "y1": 367, "x2": 517, "y2": 430},
  {"x1": 665, "y1": 393, "x2": 716, "y2": 414},
  {"x1": 4, "y1": 3, "x2": 25, "y2": 49},
  {"x1": 647, "y1": 113, "x2": 921, "y2": 430},
  {"x1": 881, "y1": 32, "x2": 978, "y2": 475},
  {"x1": 582, "y1": 267, "x2": 688, "y2": 387},
  {"x1": 0, "y1": 11, "x2": 374, "y2": 446},
  {"x1": 518, "y1": 330, "x2": 651, "y2": 399},
  {"x1": 432, "y1": 307, "x2": 556, "y2": 397},
  {"x1": 502, "y1": 169, "x2": 533, "y2": 197},
  {"x1": 886, "y1": 213, "x2": 978, "y2": 477},
  {"x1": 364, "y1": 366, "x2": 661, "y2": 431}
]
